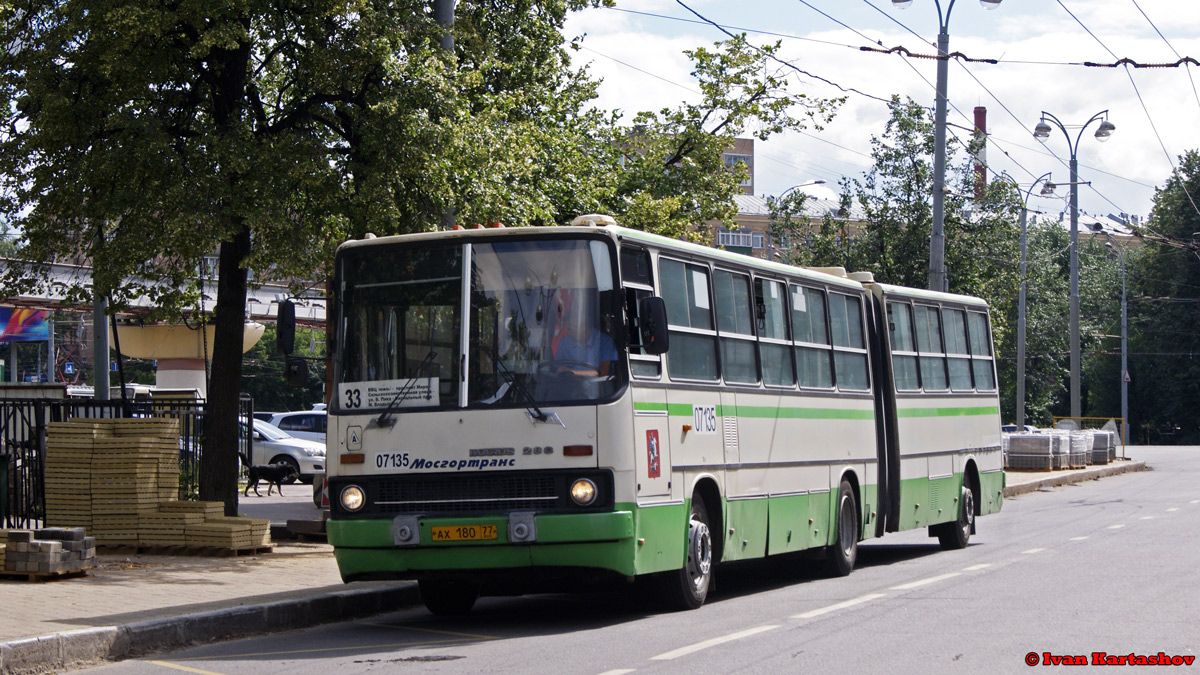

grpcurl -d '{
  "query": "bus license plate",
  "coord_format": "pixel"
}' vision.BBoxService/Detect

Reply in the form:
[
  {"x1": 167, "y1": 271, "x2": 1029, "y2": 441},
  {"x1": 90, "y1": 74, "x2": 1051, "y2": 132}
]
[{"x1": 431, "y1": 524, "x2": 498, "y2": 542}]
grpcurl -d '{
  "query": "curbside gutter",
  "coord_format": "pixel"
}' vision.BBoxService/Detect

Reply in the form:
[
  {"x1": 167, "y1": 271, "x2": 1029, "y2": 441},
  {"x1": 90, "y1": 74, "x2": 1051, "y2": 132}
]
[
  {"x1": 0, "y1": 583, "x2": 420, "y2": 675},
  {"x1": 1003, "y1": 460, "x2": 1147, "y2": 498}
]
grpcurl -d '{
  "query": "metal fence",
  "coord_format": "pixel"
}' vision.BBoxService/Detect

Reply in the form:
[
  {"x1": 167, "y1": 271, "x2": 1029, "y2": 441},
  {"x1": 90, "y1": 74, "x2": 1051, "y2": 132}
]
[{"x1": 0, "y1": 395, "x2": 253, "y2": 529}]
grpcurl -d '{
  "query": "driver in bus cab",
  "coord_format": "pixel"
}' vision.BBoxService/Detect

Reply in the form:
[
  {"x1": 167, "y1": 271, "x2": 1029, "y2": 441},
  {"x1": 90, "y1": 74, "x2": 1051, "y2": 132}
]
[{"x1": 552, "y1": 296, "x2": 618, "y2": 377}]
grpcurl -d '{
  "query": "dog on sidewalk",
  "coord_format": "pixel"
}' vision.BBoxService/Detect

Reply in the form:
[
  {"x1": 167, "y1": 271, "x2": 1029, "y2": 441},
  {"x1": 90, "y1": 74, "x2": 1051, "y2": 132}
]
[{"x1": 239, "y1": 452, "x2": 300, "y2": 497}]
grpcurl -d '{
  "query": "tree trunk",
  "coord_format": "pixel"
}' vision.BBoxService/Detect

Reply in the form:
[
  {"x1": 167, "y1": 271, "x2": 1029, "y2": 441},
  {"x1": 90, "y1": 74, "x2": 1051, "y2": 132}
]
[{"x1": 200, "y1": 223, "x2": 252, "y2": 516}]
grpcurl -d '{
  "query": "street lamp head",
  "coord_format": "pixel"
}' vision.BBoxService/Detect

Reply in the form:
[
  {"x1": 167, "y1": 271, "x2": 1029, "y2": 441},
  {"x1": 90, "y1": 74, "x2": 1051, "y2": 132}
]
[
  {"x1": 892, "y1": 0, "x2": 913, "y2": 8},
  {"x1": 1033, "y1": 120, "x2": 1052, "y2": 142},
  {"x1": 1040, "y1": 182, "x2": 1057, "y2": 197},
  {"x1": 1094, "y1": 119, "x2": 1116, "y2": 142},
  {"x1": 980, "y1": 0, "x2": 1003, "y2": 9}
]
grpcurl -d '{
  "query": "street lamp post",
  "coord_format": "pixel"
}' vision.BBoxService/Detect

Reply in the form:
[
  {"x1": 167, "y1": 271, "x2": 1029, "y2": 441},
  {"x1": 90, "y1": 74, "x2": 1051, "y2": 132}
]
[
  {"x1": 775, "y1": 179, "x2": 826, "y2": 202},
  {"x1": 1097, "y1": 231, "x2": 1129, "y2": 447},
  {"x1": 769, "y1": 180, "x2": 826, "y2": 262},
  {"x1": 996, "y1": 172, "x2": 1056, "y2": 430},
  {"x1": 893, "y1": 0, "x2": 1004, "y2": 292},
  {"x1": 1032, "y1": 110, "x2": 1115, "y2": 419}
]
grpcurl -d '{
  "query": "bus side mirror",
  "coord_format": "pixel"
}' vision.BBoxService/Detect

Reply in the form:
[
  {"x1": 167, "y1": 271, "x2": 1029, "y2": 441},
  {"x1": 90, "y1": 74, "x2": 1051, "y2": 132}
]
[
  {"x1": 639, "y1": 296, "x2": 670, "y2": 355},
  {"x1": 277, "y1": 300, "x2": 296, "y2": 355},
  {"x1": 285, "y1": 356, "x2": 308, "y2": 388}
]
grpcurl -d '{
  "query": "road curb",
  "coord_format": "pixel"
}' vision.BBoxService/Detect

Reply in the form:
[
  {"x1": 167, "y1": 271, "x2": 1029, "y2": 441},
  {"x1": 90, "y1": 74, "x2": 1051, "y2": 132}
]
[
  {"x1": 0, "y1": 582, "x2": 420, "y2": 675},
  {"x1": 1003, "y1": 460, "x2": 1147, "y2": 498}
]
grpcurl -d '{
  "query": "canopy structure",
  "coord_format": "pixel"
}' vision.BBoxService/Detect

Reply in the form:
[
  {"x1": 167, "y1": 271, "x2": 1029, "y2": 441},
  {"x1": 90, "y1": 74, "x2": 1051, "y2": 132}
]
[{"x1": 112, "y1": 322, "x2": 265, "y2": 398}]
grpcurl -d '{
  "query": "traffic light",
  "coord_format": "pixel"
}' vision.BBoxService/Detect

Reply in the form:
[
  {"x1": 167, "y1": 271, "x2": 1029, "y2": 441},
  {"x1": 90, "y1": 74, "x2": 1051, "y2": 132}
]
[{"x1": 277, "y1": 299, "x2": 295, "y2": 355}]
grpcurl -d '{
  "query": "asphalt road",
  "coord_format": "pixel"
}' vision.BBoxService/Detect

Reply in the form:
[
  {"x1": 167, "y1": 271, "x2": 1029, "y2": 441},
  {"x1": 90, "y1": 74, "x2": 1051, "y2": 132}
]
[{"x1": 76, "y1": 447, "x2": 1198, "y2": 675}]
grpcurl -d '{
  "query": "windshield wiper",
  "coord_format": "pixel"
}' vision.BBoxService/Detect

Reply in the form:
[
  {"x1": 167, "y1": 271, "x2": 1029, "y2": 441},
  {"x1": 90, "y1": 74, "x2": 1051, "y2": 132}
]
[
  {"x1": 375, "y1": 350, "x2": 436, "y2": 429},
  {"x1": 489, "y1": 351, "x2": 552, "y2": 423}
]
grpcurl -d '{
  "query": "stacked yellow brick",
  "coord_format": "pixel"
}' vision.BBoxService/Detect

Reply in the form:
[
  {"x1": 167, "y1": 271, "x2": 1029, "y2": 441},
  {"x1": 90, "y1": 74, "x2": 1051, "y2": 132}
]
[
  {"x1": 91, "y1": 437, "x2": 161, "y2": 544},
  {"x1": 112, "y1": 418, "x2": 182, "y2": 502},
  {"x1": 186, "y1": 522, "x2": 254, "y2": 549},
  {"x1": 142, "y1": 500, "x2": 220, "y2": 546},
  {"x1": 45, "y1": 418, "x2": 185, "y2": 545},
  {"x1": 0, "y1": 529, "x2": 7, "y2": 569},
  {"x1": 159, "y1": 504, "x2": 270, "y2": 550},
  {"x1": 138, "y1": 508, "x2": 205, "y2": 545},
  {"x1": 43, "y1": 421, "x2": 108, "y2": 532},
  {"x1": 206, "y1": 516, "x2": 271, "y2": 547},
  {"x1": 44, "y1": 419, "x2": 272, "y2": 552}
]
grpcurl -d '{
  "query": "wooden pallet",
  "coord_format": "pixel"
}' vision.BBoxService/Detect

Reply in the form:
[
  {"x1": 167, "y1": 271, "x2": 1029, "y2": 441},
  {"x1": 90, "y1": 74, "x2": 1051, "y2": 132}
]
[
  {"x1": 0, "y1": 569, "x2": 91, "y2": 582},
  {"x1": 97, "y1": 544, "x2": 273, "y2": 557}
]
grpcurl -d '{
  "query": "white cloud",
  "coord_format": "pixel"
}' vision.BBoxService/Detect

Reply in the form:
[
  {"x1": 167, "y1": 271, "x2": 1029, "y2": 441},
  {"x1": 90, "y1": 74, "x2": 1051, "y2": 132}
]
[{"x1": 565, "y1": 0, "x2": 1200, "y2": 217}]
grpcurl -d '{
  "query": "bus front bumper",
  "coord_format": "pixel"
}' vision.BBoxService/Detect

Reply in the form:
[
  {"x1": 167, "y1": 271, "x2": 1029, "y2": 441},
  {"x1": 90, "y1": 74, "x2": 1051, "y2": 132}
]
[{"x1": 327, "y1": 511, "x2": 637, "y2": 579}]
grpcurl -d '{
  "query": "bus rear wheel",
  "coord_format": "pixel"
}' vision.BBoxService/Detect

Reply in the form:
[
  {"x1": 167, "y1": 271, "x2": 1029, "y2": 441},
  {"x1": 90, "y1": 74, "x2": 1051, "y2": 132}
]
[
  {"x1": 936, "y1": 484, "x2": 975, "y2": 550},
  {"x1": 824, "y1": 480, "x2": 858, "y2": 577},
  {"x1": 659, "y1": 496, "x2": 713, "y2": 610},
  {"x1": 419, "y1": 579, "x2": 480, "y2": 616}
]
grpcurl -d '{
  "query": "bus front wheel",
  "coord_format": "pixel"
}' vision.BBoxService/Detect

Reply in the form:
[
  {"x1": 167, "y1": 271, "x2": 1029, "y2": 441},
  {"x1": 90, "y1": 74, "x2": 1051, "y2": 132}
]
[
  {"x1": 659, "y1": 497, "x2": 713, "y2": 610},
  {"x1": 419, "y1": 579, "x2": 480, "y2": 616},
  {"x1": 824, "y1": 480, "x2": 858, "y2": 577}
]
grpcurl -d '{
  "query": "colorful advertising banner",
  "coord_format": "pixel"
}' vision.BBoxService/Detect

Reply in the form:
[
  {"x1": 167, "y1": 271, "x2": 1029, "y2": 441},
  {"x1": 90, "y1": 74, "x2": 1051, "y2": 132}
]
[{"x1": 0, "y1": 307, "x2": 50, "y2": 342}]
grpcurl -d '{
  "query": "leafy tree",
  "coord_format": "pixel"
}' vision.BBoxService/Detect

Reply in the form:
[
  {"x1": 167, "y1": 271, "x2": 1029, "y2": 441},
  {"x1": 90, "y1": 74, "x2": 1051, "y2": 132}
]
[
  {"x1": 778, "y1": 97, "x2": 1043, "y2": 420},
  {"x1": 609, "y1": 34, "x2": 841, "y2": 240},
  {"x1": 241, "y1": 324, "x2": 326, "y2": 413},
  {"x1": 0, "y1": 3, "x2": 833, "y2": 515},
  {"x1": 1115, "y1": 150, "x2": 1200, "y2": 443},
  {"x1": 0, "y1": 218, "x2": 17, "y2": 258},
  {"x1": 819, "y1": 97, "x2": 1019, "y2": 298},
  {"x1": 0, "y1": 1, "x2": 597, "y2": 514},
  {"x1": 1003, "y1": 219, "x2": 1070, "y2": 427}
]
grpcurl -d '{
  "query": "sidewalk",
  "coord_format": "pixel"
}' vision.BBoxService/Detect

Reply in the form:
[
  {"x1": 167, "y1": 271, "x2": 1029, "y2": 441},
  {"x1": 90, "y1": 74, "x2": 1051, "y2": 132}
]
[{"x1": 0, "y1": 458, "x2": 1147, "y2": 675}]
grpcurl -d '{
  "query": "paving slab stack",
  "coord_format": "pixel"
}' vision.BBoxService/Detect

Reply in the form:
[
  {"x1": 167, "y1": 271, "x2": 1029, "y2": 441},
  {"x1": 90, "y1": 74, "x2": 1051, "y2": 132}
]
[
  {"x1": 1005, "y1": 432, "x2": 1055, "y2": 470},
  {"x1": 1090, "y1": 429, "x2": 1116, "y2": 465},
  {"x1": 43, "y1": 419, "x2": 269, "y2": 552},
  {"x1": 1065, "y1": 430, "x2": 1089, "y2": 469},
  {"x1": 3, "y1": 527, "x2": 95, "y2": 575}
]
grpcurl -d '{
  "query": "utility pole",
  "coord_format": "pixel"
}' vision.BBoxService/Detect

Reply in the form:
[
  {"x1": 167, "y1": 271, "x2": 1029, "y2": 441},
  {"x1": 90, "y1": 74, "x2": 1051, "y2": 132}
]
[{"x1": 435, "y1": 0, "x2": 456, "y2": 229}]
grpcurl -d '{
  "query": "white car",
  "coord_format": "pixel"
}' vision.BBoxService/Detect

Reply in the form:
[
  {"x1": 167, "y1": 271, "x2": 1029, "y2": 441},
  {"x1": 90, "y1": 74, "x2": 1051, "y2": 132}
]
[
  {"x1": 265, "y1": 411, "x2": 327, "y2": 444},
  {"x1": 241, "y1": 419, "x2": 325, "y2": 484}
]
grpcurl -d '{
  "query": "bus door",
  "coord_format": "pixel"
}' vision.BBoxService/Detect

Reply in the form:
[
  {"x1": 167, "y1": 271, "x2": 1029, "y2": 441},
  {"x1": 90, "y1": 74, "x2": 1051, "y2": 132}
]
[{"x1": 634, "y1": 388, "x2": 672, "y2": 497}]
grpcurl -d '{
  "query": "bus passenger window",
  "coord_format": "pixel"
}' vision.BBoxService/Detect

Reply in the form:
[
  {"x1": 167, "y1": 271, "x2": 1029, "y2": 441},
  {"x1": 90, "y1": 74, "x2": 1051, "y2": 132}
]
[
  {"x1": 660, "y1": 258, "x2": 718, "y2": 381},
  {"x1": 943, "y1": 308, "x2": 973, "y2": 391},
  {"x1": 714, "y1": 270, "x2": 758, "y2": 385},
  {"x1": 791, "y1": 285, "x2": 832, "y2": 388},
  {"x1": 620, "y1": 246, "x2": 653, "y2": 286},
  {"x1": 968, "y1": 311, "x2": 996, "y2": 390},
  {"x1": 830, "y1": 293, "x2": 869, "y2": 391},
  {"x1": 888, "y1": 302, "x2": 920, "y2": 391},
  {"x1": 914, "y1": 305, "x2": 948, "y2": 391},
  {"x1": 756, "y1": 279, "x2": 794, "y2": 387}
]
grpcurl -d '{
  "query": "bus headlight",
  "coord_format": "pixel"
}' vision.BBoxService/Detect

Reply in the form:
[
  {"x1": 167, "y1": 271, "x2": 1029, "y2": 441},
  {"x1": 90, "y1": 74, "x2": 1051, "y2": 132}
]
[
  {"x1": 569, "y1": 478, "x2": 597, "y2": 506},
  {"x1": 340, "y1": 485, "x2": 366, "y2": 512}
]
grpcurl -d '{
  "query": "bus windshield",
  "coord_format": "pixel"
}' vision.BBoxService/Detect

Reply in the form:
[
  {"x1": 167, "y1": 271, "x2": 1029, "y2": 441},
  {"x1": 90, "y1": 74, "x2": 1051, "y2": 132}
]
[{"x1": 337, "y1": 236, "x2": 624, "y2": 412}]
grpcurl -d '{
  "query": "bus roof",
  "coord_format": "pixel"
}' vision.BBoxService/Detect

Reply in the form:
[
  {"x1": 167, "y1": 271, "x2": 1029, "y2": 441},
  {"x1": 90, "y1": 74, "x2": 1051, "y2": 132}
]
[
  {"x1": 869, "y1": 282, "x2": 990, "y2": 308},
  {"x1": 336, "y1": 222, "x2": 866, "y2": 291}
]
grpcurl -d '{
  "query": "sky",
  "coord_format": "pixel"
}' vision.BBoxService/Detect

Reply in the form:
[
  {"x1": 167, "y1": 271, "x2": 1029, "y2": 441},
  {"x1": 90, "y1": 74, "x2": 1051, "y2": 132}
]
[{"x1": 563, "y1": 0, "x2": 1200, "y2": 225}]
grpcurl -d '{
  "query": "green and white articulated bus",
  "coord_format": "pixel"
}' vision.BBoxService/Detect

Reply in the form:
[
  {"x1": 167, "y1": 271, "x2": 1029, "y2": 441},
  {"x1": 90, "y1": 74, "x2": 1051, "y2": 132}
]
[{"x1": 315, "y1": 215, "x2": 1004, "y2": 615}]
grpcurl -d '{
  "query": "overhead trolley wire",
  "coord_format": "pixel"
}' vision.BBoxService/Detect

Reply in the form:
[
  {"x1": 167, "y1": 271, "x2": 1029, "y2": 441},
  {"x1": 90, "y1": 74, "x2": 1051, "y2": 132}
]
[
  {"x1": 1127, "y1": 0, "x2": 1200, "y2": 115},
  {"x1": 602, "y1": 5, "x2": 1197, "y2": 70},
  {"x1": 674, "y1": 0, "x2": 896, "y2": 105},
  {"x1": 1055, "y1": 0, "x2": 1200, "y2": 225}
]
